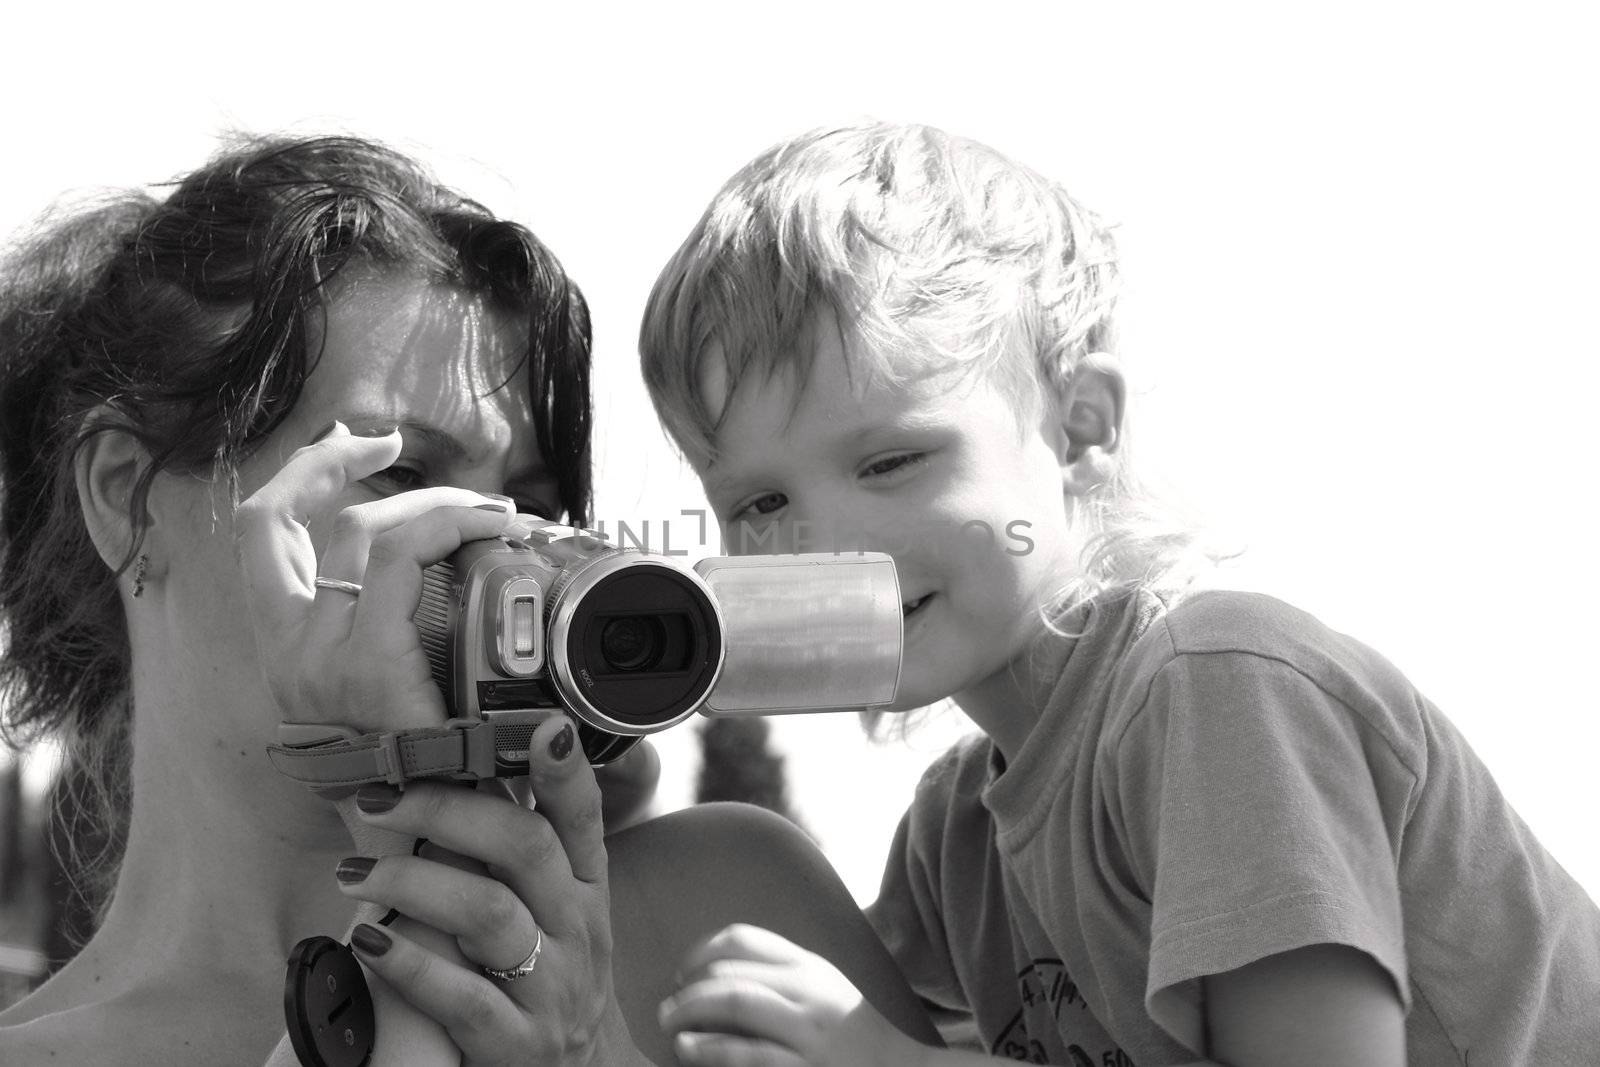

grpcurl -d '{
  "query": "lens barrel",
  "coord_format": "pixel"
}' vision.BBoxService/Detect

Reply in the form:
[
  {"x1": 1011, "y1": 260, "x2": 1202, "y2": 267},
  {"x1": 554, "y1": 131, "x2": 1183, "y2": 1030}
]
[
  {"x1": 546, "y1": 556, "x2": 724, "y2": 735},
  {"x1": 418, "y1": 523, "x2": 730, "y2": 770}
]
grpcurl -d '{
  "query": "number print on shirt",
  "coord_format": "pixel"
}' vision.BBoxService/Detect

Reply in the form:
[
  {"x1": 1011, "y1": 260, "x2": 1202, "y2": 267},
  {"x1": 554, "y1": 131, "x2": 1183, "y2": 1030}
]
[{"x1": 990, "y1": 959, "x2": 1135, "y2": 1065}]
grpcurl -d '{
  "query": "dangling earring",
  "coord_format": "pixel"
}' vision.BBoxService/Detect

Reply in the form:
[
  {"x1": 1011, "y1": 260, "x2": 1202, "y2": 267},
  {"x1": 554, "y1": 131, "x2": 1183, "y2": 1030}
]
[{"x1": 132, "y1": 553, "x2": 149, "y2": 598}]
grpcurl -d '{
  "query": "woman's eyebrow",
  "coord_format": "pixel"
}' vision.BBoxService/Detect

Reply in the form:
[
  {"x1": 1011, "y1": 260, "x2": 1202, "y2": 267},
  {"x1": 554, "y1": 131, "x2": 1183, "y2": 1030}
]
[
  {"x1": 343, "y1": 412, "x2": 554, "y2": 481},
  {"x1": 337, "y1": 412, "x2": 464, "y2": 457}
]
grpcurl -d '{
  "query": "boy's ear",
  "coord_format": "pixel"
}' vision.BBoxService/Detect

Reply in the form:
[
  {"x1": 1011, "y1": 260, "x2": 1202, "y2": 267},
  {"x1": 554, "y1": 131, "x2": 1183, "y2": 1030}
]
[
  {"x1": 73, "y1": 412, "x2": 155, "y2": 576},
  {"x1": 1049, "y1": 352, "x2": 1125, "y2": 498}
]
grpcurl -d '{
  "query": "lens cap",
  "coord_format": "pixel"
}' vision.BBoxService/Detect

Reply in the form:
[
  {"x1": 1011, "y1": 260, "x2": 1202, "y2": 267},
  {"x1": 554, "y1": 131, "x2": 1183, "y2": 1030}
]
[{"x1": 285, "y1": 935, "x2": 374, "y2": 1067}]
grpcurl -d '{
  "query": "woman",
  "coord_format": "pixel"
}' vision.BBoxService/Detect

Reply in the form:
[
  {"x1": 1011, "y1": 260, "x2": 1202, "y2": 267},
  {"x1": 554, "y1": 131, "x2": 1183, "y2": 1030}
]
[{"x1": 0, "y1": 134, "x2": 935, "y2": 1064}]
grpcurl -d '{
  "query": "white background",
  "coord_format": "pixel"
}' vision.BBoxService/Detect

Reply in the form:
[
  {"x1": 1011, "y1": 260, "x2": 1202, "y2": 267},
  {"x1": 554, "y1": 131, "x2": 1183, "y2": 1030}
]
[{"x1": 2, "y1": 3, "x2": 1595, "y2": 906}]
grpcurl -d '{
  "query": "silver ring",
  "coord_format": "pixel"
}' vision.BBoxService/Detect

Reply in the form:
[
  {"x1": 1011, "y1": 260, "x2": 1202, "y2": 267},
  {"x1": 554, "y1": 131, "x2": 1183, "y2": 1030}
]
[
  {"x1": 313, "y1": 577, "x2": 363, "y2": 597},
  {"x1": 482, "y1": 925, "x2": 542, "y2": 981}
]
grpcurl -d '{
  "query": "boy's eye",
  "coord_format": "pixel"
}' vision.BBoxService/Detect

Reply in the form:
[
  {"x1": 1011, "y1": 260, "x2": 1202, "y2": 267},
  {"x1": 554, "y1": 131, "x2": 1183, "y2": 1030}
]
[
  {"x1": 859, "y1": 452, "x2": 926, "y2": 478},
  {"x1": 734, "y1": 491, "x2": 788, "y2": 519}
]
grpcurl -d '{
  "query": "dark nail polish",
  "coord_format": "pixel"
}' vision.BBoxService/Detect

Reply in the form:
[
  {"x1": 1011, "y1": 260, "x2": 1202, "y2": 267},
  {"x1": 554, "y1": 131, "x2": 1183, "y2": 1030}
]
[
  {"x1": 350, "y1": 923, "x2": 391, "y2": 957},
  {"x1": 549, "y1": 722, "x2": 575, "y2": 761},
  {"x1": 351, "y1": 423, "x2": 398, "y2": 438},
  {"x1": 335, "y1": 856, "x2": 376, "y2": 885},
  {"x1": 475, "y1": 503, "x2": 509, "y2": 512},
  {"x1": 355, "y1": 785, "x2": 401, "y2": 814}
]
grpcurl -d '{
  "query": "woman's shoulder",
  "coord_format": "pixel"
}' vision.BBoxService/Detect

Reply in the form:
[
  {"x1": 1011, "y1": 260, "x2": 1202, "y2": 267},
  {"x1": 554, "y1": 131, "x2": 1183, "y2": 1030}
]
[
  {"x1": 1, "y1": 978, "x2": 265, "y2": 1066},
  {"x1": 1, "y1": 993, "x2": 165, "y2": 1066}
]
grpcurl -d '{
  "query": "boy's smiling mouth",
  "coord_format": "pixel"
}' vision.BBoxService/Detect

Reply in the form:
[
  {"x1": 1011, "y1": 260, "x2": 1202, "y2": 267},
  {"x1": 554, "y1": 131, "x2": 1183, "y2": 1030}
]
[{"x1": 902, "y1": 593, "x2": 934, "y2": 618}]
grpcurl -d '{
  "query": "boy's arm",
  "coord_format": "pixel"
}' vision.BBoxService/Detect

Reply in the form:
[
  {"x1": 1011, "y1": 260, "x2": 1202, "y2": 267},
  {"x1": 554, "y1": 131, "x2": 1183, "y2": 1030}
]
[
  {"x1": 663, "y1": 939, "x2": 1402, "y2": 1067},
  {"x1": 1110, "y1": 647, "x2": 1416, "y2": 1057},
  {"x1": 1202, "y1": 942, "x2": 1405, "y2": 1066}
]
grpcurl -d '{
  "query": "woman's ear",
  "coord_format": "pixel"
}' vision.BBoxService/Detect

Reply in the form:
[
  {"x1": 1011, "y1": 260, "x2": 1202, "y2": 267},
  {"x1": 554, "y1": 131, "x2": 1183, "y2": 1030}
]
[
  {"x1": 73, "y1": 412, "x2": 153, "y2": 579},
  {"x1": 1049, "y1": 352, "x2": 1126, "y2": 498}
]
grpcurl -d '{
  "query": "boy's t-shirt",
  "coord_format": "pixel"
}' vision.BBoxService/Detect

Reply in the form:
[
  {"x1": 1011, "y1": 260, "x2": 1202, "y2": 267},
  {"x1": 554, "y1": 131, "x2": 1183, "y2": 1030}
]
[{"x1": 866, "y1": 588, "x2": 1600, "y2": 1065}]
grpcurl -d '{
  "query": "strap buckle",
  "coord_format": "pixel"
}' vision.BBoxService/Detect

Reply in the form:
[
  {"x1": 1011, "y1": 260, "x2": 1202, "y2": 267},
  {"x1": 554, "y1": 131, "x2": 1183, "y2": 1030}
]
[
  {"x1": 268, "y1": 719, "x2": 503, "y2": 796},
  {"x1": 452, "y1": 719, "x2": 499, "y2": 780},
  {"x1": 374, "y1": 732, "x2": 406, "y2": 788}
]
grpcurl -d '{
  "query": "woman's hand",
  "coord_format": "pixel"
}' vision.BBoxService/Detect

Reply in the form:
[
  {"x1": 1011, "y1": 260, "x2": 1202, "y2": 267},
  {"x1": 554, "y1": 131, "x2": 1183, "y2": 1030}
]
[
  {"x1": 660, "y1": 925, "x2": 925, "y2": 1067},
  {"x1": 338, "y1": 715, "x2": 646, "y2": 1066},
  {"x1": 234, "y1": 421, "x2": 514, "y2": 732},
  {"x1": 236, "y1": 424, "x2": 650, "y2": 1064}
]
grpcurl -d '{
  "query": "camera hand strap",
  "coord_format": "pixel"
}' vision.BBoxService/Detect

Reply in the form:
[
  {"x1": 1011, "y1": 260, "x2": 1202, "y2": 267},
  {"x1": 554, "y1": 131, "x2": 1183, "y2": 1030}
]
[{"x1": 266, "y1": 721, "x2": 500, "y2": 797}]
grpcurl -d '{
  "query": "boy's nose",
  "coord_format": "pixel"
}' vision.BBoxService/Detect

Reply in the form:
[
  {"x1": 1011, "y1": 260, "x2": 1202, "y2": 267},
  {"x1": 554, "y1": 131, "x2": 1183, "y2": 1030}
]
[
  {"x1": 721, "y1": 490, "x2": 904, "y2": 558},
  {"x1": 787, "y1": 502, "x2": 899, "y2": 558}
]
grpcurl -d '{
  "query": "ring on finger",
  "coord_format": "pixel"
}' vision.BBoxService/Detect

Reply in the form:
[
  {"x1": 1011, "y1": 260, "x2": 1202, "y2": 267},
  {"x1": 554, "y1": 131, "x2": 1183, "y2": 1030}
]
[
  {"x1": 313, "y1": 576, "x2": 363, "y2": 597},
  {"x1": 481, "y1": 925, "x2": 542, "y2": 981}
]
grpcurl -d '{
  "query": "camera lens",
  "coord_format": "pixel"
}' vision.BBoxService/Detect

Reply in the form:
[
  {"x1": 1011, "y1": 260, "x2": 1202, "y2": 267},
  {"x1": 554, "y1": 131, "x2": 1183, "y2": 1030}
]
[
  {"x1": 550, "y1": 559, "x2": 723, "y2": 732},
  {"x1": 599, "y1": 615, "x2": 667, "y2": 673}
]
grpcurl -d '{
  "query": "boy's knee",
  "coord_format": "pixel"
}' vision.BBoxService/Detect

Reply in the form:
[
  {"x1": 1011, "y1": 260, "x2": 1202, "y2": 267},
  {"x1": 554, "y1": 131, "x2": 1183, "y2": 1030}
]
[{"x1": 628, "y1": 801, "x2": 819, "y2": 874}]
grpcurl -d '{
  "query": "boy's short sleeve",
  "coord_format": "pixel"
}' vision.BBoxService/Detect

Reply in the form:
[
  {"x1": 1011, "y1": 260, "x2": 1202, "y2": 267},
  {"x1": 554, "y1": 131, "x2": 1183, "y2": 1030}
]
[
  {"x1": 865, "y1": 760, "x2": 987, "y2": 1050},
  {"x1": 867, "y1": 805, "x2": 963, "y2": 1008},
  {"x1": 1106, "y1": 648, "x2": 1417, "y2": 1052}
]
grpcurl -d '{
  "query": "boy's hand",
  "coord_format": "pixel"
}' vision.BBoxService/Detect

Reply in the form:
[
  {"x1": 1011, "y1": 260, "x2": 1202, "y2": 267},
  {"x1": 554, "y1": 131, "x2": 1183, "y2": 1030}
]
[{"x1": 659, "y1": 924, "x2": 924, "y2": 1067}]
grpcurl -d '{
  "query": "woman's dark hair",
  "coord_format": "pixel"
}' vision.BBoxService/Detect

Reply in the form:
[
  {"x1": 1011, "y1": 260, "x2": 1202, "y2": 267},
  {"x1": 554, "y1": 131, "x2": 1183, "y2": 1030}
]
[{"x1": 0, "y1": 134, "x2": 593, "y2": 918}]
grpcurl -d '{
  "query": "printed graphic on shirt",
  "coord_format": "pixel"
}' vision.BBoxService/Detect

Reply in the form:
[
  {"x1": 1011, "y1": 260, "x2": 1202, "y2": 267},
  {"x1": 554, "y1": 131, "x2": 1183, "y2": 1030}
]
[{"x1": 990, "y1": 958, "x2": 1135, "y2": 1065}]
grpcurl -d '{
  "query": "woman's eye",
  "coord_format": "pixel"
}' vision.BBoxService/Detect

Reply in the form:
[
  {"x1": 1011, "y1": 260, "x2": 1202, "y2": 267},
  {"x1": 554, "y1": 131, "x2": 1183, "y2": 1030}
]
[
  {"x1": 367, "y1": 464, "x2": 427, "y2": 493},
  {"x1": 859, "y1": 452, "x2": 926, "y2": 478}
]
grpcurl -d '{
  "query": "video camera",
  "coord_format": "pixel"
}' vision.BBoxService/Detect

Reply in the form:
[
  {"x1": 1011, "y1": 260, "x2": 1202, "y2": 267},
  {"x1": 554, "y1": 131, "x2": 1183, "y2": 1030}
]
[{"x1": 269, "y1": 516, "x2": 902, "y2": 789}]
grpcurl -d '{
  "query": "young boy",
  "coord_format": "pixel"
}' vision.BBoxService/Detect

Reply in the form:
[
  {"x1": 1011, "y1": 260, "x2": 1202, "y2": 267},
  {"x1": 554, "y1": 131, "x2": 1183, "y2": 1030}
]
[{"x1": 643, "y1": 122, "x2": 1600, "y2": 1065}]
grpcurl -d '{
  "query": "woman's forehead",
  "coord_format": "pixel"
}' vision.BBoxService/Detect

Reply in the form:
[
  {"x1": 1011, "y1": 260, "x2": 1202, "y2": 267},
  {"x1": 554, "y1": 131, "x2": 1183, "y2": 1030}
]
[
  {"x1": 298, "y1": 273, "x2": 538, "y2": 467},
  {"x1": 314, "y1": 274, "x2": 527, "y2": 401}
]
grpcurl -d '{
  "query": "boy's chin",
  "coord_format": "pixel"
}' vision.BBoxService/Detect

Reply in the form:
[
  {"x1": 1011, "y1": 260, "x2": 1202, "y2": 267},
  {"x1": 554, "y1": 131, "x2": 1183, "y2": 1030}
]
[
  {"x1": 884, "y1": 693, "x2": 936, "y2": 715},
  {"x1": 883, "y1": 681, "x2": 953, "y2": 713}
]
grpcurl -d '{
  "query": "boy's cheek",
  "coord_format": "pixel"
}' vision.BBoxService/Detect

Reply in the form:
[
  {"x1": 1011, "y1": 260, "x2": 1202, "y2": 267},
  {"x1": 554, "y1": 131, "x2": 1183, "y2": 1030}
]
[
  {"x1": 718, "y1": 508, "x2": 1031, "y2": 561},
  {"x1": 891, "y1": 516, "x2": 996, "y2": 562},
  {"x1": 721, "y1": 519, "x2": 774, "y2": 555}
]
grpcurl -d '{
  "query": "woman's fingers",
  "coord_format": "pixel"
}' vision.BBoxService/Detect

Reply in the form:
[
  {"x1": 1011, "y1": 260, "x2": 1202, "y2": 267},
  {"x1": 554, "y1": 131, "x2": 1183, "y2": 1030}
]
[
  {"x1": 349, "y1": 498, "x2": 512, "y2": 644},
  {"x1": 311, "y1": 484, "x2": 516, "y2": 583},
  {"x1": 350, "y1": 715, "x2": 609, "y2": 904},
  {"x1": 307, "y1": 486, "x2": 513, "y2": 652},
  {"x1": 354, "y1": 780, "x2": 584, "y2": 936},
  {"x1": 337, "y1": 854, "x2": 542, "y2": 976},
  {"x1": 524, "y1": 715, "x2": 609, "y2": 886},
  {"x1": 235, "y1": 421, "x2": 516, "y2": 729},
  {"x1": 234, "y1": 423, "x2": 510, "y2": 649},
  {"x1": 347, "y1": 922, "x2": 531, "y2": 1064},
  {"x1": 284, "y1": 496, "x2": 512, "y2": 731},
  {"x1": 234, "y1": 424, "x2": 400, "y2": 636}
]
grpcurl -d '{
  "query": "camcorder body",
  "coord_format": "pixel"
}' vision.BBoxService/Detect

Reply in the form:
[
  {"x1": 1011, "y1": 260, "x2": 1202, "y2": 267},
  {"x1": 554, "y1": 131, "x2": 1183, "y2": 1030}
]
[
  {"x1": 411, "y1": 516, "x2": 903, "y2": 770},
  {"x1": 278, "y1": 517, "x2": 903, "y2": 1063}
]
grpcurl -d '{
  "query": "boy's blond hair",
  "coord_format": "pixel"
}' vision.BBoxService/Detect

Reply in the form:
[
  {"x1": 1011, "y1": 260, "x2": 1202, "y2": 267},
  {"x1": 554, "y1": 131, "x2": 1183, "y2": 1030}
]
[
  {"x1": 641, "y1": 121, "x2": 1117, "y2": 463},
  {"x1": 640, "y1": 121, "x2": 1210, "y2": 657}
]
